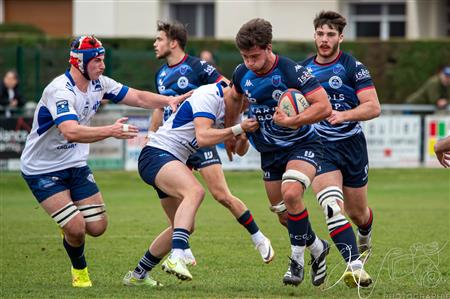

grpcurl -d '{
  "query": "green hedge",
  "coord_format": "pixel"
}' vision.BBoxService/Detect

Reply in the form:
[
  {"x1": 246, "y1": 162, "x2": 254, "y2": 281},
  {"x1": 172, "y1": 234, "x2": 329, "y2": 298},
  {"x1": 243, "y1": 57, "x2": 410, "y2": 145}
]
[{"x1": 0, "y1": 36, "x2": 449, "y2": 103}]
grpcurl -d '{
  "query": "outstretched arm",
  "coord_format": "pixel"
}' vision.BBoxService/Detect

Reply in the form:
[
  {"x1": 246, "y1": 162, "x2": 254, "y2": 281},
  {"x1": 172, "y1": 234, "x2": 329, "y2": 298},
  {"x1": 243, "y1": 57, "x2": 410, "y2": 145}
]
[
  {"x1": 434, "y1": 136, "x2": 450, "y2": 168},
  {"x1": 120, "y1": 88, "x2": 192, "y2": 111},
  {"x1": 57, "y1": 117, "x2": 138, "y2": 143}
]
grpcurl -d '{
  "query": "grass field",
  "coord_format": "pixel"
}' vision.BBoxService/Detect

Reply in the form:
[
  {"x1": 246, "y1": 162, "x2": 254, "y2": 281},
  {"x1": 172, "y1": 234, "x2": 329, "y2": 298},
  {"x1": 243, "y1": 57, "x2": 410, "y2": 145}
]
[{"x1": 1, "y1": 169, "x2": 449, "y2": 298}]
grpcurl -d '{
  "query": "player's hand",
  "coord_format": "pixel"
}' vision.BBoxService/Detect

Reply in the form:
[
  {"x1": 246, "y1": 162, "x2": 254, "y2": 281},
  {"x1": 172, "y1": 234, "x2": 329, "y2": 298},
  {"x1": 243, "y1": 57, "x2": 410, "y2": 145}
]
[
  {"x1": 434, "y1": 148, "x2": 450, "y2": 168},
  {"x1": 436, "y1": 98, "x2": 448, "y2": 110},
  {"x1": 240, "y1": 118, "x2": 259, "y2": 133},
  {"x1": 224, "y1": 138, "x2": 236, "y2": 161},
  {"x1": 327, "y1": 110, "x2": 346, "y2": 125},
  {"x1": 111, "y1": 117, "x2": 138, "y2": 139},
  {"x1": 169, "y1": 90, "x2": 194, "y2": 112},
  {"x1": 273, "y1": 107, "x2": 297, "y2": 129}
]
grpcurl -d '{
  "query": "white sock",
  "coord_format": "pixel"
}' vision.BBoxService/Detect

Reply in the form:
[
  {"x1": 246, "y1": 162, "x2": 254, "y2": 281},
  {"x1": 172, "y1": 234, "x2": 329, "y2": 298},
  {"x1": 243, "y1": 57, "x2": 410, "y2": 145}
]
[
  {"x1": 251, "y1": 230, "x2": 265, "y2": 245},
  {"x1": 307, "y1": 237, "x2": 324, "y2": 259},
  {"x1": 291, "y1": 245, "x2": 305, "y2": 266},
  {"x1": 349, "y1": 259, "x2": 363, "y2": 271},
  {"x1": 184, "y1": 248, "x2": 195, "y2": 259},
  {"x1": 171, "y1": 248, "x2": 184, "y2": 259}
]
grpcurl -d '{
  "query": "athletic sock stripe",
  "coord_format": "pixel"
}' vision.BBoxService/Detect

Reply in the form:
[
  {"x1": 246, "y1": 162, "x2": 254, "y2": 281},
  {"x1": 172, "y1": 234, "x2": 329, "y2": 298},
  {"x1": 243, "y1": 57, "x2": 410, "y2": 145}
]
[
  {"x1": 328, "y1": 220, "x2": 349, "y2": 231},
  {"x1": 327, "y1": 217, "x2": 348, "y2": 226},
  {"x1": 288, "y1": 210, "x2": 308, "y2": 221},
  {"x1": 173, "y1": 231, "x2": 190, "y2": 238},
  {"x1": 243, "y1": 215, "x2": 254, "y2": 226},
  {"x1": 330, "y1": 223, "x2": 352, "y2": 237}
]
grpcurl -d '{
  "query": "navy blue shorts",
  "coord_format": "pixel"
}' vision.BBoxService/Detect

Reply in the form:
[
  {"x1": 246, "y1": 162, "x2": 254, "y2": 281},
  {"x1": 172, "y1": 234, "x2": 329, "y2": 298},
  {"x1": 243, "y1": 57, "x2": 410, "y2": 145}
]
[
  {"x1": 316, "y1": 132, "x2": 369, "y2": 188},
  {"x1": 138, "y1": 146, "x2": 180, "y2": 199},
  {"x1": 22, "y1": 166, "x2": 99, "y2": 203},
  {"x1": 187, "y1": 146, "x2": 221, "y2": 170},
  {"x1": 261, "y1": 138, "x2": 323, "y2": 181}
]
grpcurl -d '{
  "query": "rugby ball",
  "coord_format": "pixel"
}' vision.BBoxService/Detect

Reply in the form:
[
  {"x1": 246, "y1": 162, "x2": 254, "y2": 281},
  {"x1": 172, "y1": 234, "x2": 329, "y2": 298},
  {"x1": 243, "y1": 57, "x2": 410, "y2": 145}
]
[{"x1": 277, "y1": 89, "x2": 310, "y2": 116}]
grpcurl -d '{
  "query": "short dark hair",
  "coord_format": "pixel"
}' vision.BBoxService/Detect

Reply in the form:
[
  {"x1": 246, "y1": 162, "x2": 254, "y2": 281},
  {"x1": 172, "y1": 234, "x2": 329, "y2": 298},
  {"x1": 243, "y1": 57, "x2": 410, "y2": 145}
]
[
  {"x1": 156, "y1": 20, "x2": 188, "y2": 50},
  {"x1": 235, "y1": 18, "x2": 272, "y2": 50},
  {"x1": 313, "y1": 11, "x2": 347, "y2": 34}
]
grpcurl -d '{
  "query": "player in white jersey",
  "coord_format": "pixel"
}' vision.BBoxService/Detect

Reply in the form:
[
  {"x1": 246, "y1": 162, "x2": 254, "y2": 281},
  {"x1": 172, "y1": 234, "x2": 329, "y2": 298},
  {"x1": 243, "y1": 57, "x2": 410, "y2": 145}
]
[
  {"x1": 134, "y1": 82, "x2": 258, "y2": 282},
  {"x1": 20, "y1": 35, "x2": 190, "y2": 288}
]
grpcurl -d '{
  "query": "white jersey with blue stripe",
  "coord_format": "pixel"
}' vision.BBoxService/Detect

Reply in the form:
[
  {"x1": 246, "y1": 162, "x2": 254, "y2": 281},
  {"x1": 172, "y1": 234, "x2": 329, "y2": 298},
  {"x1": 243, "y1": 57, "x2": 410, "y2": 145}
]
[
  {"x1": 300, "y1": 51, "x2": 374, "y2": 141},
  {"x1": 148, "y1": 82, "x2": 226, "y2": 163},
  {"x1": 20, "y1": 70, "x2": 128, "y2": 175}
]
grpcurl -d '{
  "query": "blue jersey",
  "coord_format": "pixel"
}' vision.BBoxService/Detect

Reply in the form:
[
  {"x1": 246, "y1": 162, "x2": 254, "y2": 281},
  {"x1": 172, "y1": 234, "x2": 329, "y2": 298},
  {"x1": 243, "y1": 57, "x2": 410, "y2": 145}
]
[
  {"x1": 300, "y1": 51, "x2": 374, "y2": 141},
  {"x1": 232, "y1": 55, "x2": 322, "y2": 153},
  {"x1": 155, "y1": 54, "x2": 222, "y2": 121}
]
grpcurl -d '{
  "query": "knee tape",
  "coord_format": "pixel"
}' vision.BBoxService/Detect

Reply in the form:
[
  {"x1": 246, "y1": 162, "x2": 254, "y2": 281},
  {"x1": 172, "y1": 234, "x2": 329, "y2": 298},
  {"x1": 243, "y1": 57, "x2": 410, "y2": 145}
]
[
  {"x1": 317, "y1": 186, "x2": 346, "y2": 229},
  {"x1": 78, "y1": 204, "x2": 106, "y2": 222},
  {"x1": 51, "y1": 202, "x2": 80, "y2": 227},
  {"x1": 269, "y1": 200, "x2": 287, "y2": 214},
  {"x1": 281, "y1": 169, "x2": 311, "y2": 189}
]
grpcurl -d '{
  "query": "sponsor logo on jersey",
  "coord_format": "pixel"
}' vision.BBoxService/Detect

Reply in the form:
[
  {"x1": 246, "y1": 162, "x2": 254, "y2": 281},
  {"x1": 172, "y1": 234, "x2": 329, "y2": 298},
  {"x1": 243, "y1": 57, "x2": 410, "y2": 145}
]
[
  {"x1": 160, "y1": 71, "x2": 166, "y2": 77},
  {"x1": 298, "y1": 71, "x2": 313, "y2": 85},
  {"x1": 272, "y1": 89, "x2": 283, "y2": 101},
  {"x1": 355, "y1": 60, "x2": 362, "y2": 67},
  {"x1": 177, "y1": 76, "x2": 189, "y2": 89},
  {"x1": 245, "y1": 79, "x2": 253, "y2": 87},
  {"x1": 355, "y1": 69, "x2": 371, "y2": 81},
  {"x1": 333, "y1": 64, "x2": 344, "y2": 74},
  {"x1": 92, "y1": 100, "x2": 101, "y2": 112},
  {"x1": 56, "y1": 100, "x2": 70, "y2": 114},
  {"x1": 82, "y1": 103, "x2": 89, "y2": 117},
  {"x1": 329, "y1": 75, "x2": 343, "y2": 89},
  {"x1": 92, "y1": 79, "x2": 102, "y2": 91},
  {"x1": 295, "y1": 64, "x2": 303, "y2": 72},
  {"x1": 158, "y1": 85, "x2": 166, "y2": 93},
  {"x1": 272, "y1": 75, "x2": 281, "y2": 87},
  {"x1": 306, "y1": 67, "x2": 313, "y2": 74},
  {"x1": 56, "y1": 143, "x2": 77, "y2": 150},
  {"x1": 200, "y1": 60, "x2": 206, "y2": 65},
  {"x1": 179, "y1": 65, "x2": 189, "y2": 75},
  {"x1": 204, "y1": 151, "x2": 214, "y2": 160},
  {"x1": 203, "y1": 65, "x2": 216, "y2": 76}
]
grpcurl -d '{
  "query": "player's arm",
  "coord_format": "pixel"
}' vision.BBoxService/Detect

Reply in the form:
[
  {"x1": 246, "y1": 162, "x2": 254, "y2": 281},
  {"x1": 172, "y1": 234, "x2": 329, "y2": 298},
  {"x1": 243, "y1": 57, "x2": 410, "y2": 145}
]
[
  {"x1": 223, "y1": 85, "x2": 246, "y2": 157},
  {"x1": 120, "y1": 88, "x2": 193, "y2": 111},
  {"x1": 148, "y1": 108, "x2": 163, "y2": 133},
  {"x1": 434, "y1": 136, "x2": 450, "y2": 168},
  {"x1": 194, "y1": 117, "x2": 258, "y2": 148},
  {"x1": 327, "y1": 88, "x2": 381, "y2": 125},
  {"x1": 235, "y1": 133, "x2": 250, "y2": 156},
  {"x1": 57, "y1": 117, "x2": 138, "y2": 143}
]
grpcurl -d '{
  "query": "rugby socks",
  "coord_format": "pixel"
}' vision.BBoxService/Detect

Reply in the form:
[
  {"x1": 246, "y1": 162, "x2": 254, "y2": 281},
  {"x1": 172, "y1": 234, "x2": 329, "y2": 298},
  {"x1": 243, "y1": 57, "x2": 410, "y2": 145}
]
[
  {"x1": 358, "y1": 208, "x2": 373, "y2": 236},
  {"x1": 63, "y1": 238, "x2": 86, "y2": 270},
  {"x1": 171, "y1": 228, "x2": 191, "y2": 260},
  {"x1": 304, "y1": 220, "x2": 325, "y2": 259},
  {"x1": 287, "y1": 209, "x2": 310, "y2": 265},
  {"x1": 238, "y1": 210, "x2": 260, "y2": 234},
  {"x1": 133, "y1": 250, "x2": 162, "y2": 279}
]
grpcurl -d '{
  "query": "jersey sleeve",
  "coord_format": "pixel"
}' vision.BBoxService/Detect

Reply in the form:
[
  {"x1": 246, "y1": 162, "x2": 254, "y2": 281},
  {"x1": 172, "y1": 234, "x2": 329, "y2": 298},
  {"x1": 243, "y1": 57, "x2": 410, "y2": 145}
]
[
  {"x1": 49, "y1": 89, "x2": 79, "y2": 125},
  {"x1": 231, "y1": 64, "x2": 246, "y2": 95},
  {"x1": 283, "y1": 59, "x2": 322, "y2": 97},
  {"x1": 191, "y1": 89, "x2": 219, "y2": 121},
  {"x1": 348, "y1": 57, "x2": 374, "y2": 93},
  {"x1": 101, "y1": 76, "x2": 129, "y2": 103}
]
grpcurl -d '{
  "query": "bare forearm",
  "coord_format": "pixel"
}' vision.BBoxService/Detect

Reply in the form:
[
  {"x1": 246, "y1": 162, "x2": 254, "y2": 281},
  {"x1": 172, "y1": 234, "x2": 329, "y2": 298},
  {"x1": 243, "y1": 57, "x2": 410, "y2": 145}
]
[
  {"x1": 149, "y1": 108, "x2": 164, "y2": 132},
  {"x1": 291, "y1": 102, "x2": 331, "y2": 126},
  {"x1": 341, "y1": 102, "x2": 381, "y2": 122},
  {"x1": 435, "y1": 137, "x2": 450, "y2": 153},
  {"x1": 196, "y1": 128, "x2": 234, "y2": 147},
  {"x1": 61, "y1": 125, "x2": 113, "y2": 143}
]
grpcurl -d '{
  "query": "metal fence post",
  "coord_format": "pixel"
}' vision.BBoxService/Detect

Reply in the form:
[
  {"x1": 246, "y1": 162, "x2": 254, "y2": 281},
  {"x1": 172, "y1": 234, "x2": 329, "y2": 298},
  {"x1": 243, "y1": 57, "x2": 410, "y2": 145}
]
[
  {"x1": 35, "y1": 48, "x2": 41, "y2": 101},
  {"x1": 16, "y1": 46, "x2": 24, "y2": 95}
]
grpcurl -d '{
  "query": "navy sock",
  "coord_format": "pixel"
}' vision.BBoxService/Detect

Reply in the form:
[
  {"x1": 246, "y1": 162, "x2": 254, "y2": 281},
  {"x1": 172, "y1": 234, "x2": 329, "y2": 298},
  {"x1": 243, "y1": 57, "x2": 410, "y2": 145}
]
[
  {"x1": 134, "y1": 250, "x2": 162, "y2": 278},
  {"x1": 330, "y1": 222, "x2": 359, "y2": 262},
  {"x1": 172, "y1": 228, "x2": 190, "y2": 250},
  {"x1": 237, "y1": 210, "x2": 260, "y2": 235},
  {"x1": 358, "y1": 208, "x2": 373, "y2": 236},
  {"x1": 305, "y1": 220, "x2": 317, "y2": 247},
  {"x1": 287, "y1": 209, "x2": 310, "y2": 246},
  {"x1": 63, "y1": 238, "x2": 86, "y2": 270}
]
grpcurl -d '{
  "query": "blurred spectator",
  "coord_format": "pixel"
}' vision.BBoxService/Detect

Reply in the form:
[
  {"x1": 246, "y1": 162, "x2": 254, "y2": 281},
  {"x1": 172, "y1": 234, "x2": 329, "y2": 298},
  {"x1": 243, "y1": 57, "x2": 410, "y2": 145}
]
[
  {"x1": 200, "y1": 49, "x2": 216, "y2": 66},
  {"x1": 0, "y1": 70, "x2": 25, "y2": 117},
  {"x1": 405, "y1": 66, "x2": 450, "y2": 112}
]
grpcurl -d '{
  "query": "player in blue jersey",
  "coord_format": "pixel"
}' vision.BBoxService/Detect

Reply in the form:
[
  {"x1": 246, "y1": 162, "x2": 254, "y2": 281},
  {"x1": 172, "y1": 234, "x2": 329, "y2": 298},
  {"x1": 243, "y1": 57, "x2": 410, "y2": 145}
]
[
  {"x1": 122, "y1": 21, "x2": 273, "y2": 287},
  {"x1": 226, "y1": 18, "x2": 332, "y2": 287},
  {"x1": 20, "y1": 35, "x2": 190, "y2": 288},
  {"x1": 298, "y1": 11, "x2": 381, "y2": 287}
]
